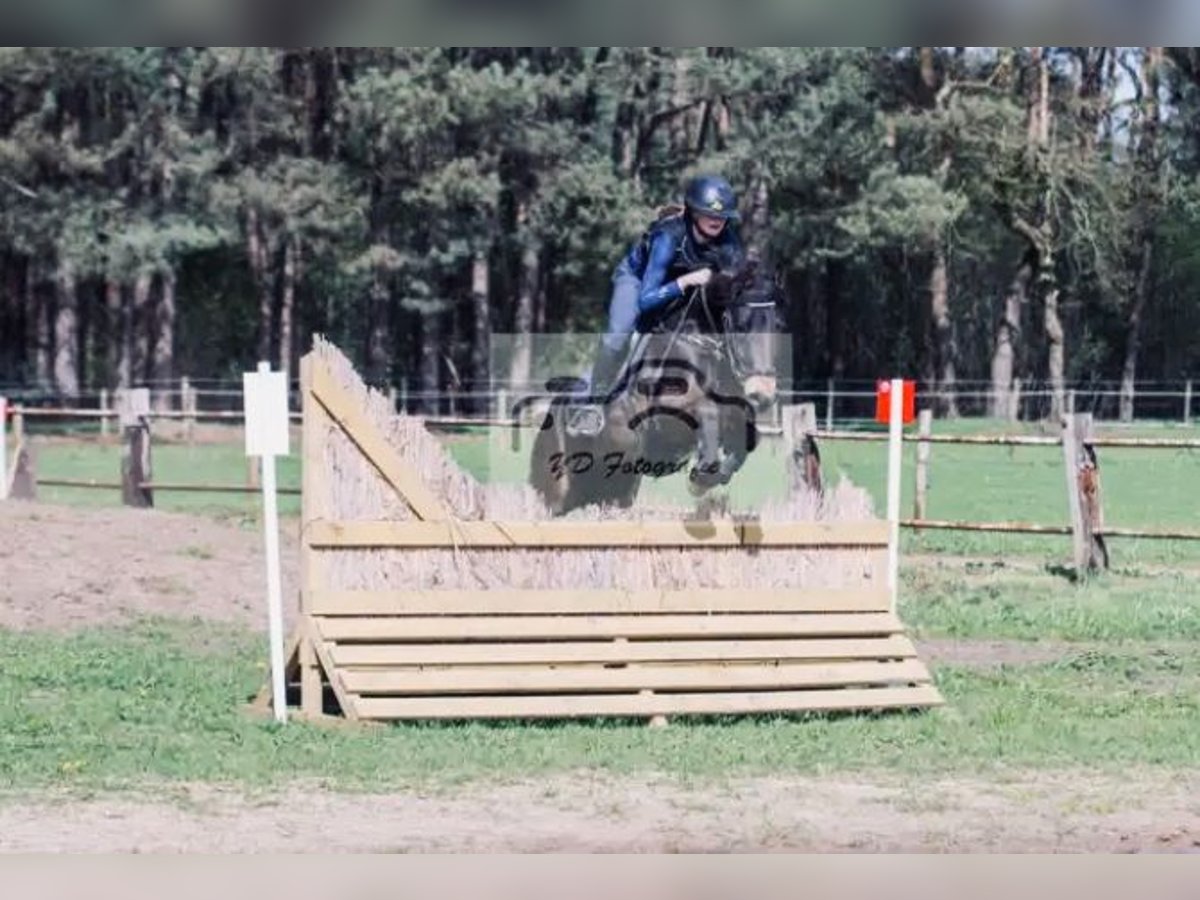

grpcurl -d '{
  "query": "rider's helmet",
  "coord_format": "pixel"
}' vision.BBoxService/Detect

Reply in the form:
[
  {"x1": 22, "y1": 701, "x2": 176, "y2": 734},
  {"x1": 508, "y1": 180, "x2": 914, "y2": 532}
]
[{"x1": 684, "y1": 174, "x2": 740, "y2": 222}]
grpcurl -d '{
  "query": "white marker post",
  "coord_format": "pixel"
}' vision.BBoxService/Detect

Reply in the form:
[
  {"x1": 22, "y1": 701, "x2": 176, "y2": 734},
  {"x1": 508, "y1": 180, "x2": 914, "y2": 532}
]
[
  {"x1": 243, "y1": 362, "x2": 290, "y2": 724},
  {"x1": 885, "y1": 378, "x2": 904, "y2": 614},
  {"x1": 0, "y1": 396, "x2": 8, "y2": 500}
]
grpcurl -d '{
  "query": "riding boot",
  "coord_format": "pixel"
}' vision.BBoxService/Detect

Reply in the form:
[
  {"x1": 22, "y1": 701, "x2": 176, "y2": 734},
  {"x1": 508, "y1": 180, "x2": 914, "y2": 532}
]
[
  {"x1": 568, "y1": 341, "x2": 627, "y2": 437},
  {"x1": 590, "y1": 340, "x2": 628, "y2": 400}
]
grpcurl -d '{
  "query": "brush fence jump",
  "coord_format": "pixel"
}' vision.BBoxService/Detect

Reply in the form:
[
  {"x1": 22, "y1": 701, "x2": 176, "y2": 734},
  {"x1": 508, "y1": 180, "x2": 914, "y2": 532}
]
[{"x1": 276, "y1": 342, "x2": 942, "y2": 723}]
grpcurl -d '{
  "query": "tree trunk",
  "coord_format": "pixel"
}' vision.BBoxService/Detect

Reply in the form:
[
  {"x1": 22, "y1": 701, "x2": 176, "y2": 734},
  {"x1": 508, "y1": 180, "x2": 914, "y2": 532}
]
[
  {"x1": 279, "y1": 237, "x2": 297, "y2": 381},
  {"x1": 470, "y1": 249, "x2": 491, "y2": 415},
  {"x1": 1119, "y1": 242, "x2": 1152, "y2": 422},
  {"x1": 151, "y1": 268, "x2": 176, "y2": 409},
  {"x1": 823, "y1": 258, "x2": 845, "y2": 378},
  {"x1": 108, "y1": 279, "x2": 132, "y2": 389},
  {"x1": 132, "y1": 271, "x2": 153, "y2": 385},
  {"x1": 366, "y1": 263, "x2": 391, "y2": 386},
  {"x1": 509, "y1": 199, "x2": 538, "y2": 392},
  {"x1": 745, "y1": 170, "x2": 770, "y2": 259},
  {"x1": 916, "y1": 48, "x2": 959, "y2": 417},
  {"x1": 34, "y1": 261, "x2": 52, "y2": 386},
  {"x1": 53, "y1": 261, "x2": 78, "y2": 396},
  {"x1": 1009, "y1": 47, "x2": 1065, "y2": 423},
  {"x1": 668, "y1": 53, "x2": 690, "y2": 162},
  {"x1": 4, "y1": 254, "x2": 29, "y2": 382},
  {"x1": 247, "y1": 207, "x2": 274, "y2": 366},
  {"x1": 1120, "y1": 47, "x2": 1164, "y2": 423},
  {"x1": 612, "y1": 96, "x2": 636, "y2": 176},
  {"x1": 714, "y1": 98, "x2": 731, "y2": 150},
  {"x1": 918, "y1": 46, "x2": 938, "y2": 102},
  {"x1": 1043, "y1": 281, "x2": 1065, "y2": 421},
  {"x1": 930, "y1": 244, "x2": 959, "y2": 417},
  {"x1": 991, "y1": 254, "x2": 1033, "y2": 419},
  {"x1": 420, "y1": 310, "x2": 441, "y2": 415}
]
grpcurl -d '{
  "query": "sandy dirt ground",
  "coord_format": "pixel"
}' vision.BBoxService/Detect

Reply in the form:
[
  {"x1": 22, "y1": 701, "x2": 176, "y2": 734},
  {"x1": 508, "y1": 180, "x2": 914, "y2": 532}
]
[
  {"x1": 0, "y1": 500, "x2": 300, "y2": 634},
  {"x1": 2, "y1": 500, "x2": 1198, "y2": 853},
  {"x1": 1, "y1": 773, "x2": 1198, "y2": 853}
]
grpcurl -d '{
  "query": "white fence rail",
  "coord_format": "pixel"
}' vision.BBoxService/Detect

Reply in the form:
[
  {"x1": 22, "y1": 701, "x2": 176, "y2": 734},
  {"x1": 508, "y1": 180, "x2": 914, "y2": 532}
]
[{"x1": 0, "y1": 376, "x2": 1196, "y2": 433}]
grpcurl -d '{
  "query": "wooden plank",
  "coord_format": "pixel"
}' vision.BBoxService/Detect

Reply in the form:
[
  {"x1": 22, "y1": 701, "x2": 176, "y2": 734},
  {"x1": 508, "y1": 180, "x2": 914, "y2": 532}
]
[
  {"x1": 308, "y1": 519, "x2": 886, "y2": 549},
  {"x1": 253, "y1": 628, "x2": 303, "y2": 711},
  {"x1": 309, "y1": 587, "x2": 890, "y2": 616},
  {"x1": 310, "y1": 360, "x2": 448, "y2": 521},
  {"x1": 306, "y1": 617, "x2": 361, "y2": 723},
  {"x1": 314, "y1": 612, "x2": 904, "y2": 642},
  {"x1": 300, "y1": 354, "x2": 330, "y2": 717},
  {"x1": 341, "y1": 659, "x2": 932, "y2": 695},
  {"x1": 329, "y1": 636, "x2": 918, "y2": 667},
  {"x1": 738, "y1": 520, "x2": 887, "y2": 547},
  {"x1": 495, "y1": 519, "x2": 742, "y2": 546},
  {"x1": 310, "y1": 520, "x2": 509, "y2": 547},
  {"x1": 352, "y1": 684, "x2": 944, "y2": 720}
]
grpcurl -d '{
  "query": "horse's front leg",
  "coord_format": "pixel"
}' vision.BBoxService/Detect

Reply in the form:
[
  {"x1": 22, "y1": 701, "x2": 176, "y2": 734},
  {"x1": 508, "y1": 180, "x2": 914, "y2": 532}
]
[{"x1": 688, "y1": 399, "x2": 725, "y2": 494}]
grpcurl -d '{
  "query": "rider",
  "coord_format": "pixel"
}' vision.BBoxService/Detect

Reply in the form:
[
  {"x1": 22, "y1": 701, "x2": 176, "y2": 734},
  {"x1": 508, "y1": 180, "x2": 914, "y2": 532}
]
[{"x1": 568, "y1": 174, "x2": 746, "y2": 436}]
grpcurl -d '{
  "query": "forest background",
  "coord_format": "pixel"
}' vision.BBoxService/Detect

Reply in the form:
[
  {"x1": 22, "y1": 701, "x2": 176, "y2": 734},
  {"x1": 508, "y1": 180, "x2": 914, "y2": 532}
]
[{"x1": 1, "y1": 47, "x2": 1196, "y2": 420}]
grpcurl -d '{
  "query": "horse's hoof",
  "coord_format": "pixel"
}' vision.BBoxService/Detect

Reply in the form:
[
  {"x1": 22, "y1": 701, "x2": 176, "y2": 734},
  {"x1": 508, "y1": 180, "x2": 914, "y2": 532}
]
[{"x1": 688, "y1": 466, "x2": 723, "y2": 496}]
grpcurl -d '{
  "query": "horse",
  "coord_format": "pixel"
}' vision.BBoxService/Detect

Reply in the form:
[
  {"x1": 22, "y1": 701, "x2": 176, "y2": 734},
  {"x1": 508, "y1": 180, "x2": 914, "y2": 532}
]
[{"x1": 523, "y1": 258, "x2": 782, "y2": 517}]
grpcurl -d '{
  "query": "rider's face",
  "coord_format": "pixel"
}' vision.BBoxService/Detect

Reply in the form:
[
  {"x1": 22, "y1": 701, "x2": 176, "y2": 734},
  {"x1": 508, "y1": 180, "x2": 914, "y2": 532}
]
[{"x1": 692, "y1": 212, "x2": 727, "y2": 241}]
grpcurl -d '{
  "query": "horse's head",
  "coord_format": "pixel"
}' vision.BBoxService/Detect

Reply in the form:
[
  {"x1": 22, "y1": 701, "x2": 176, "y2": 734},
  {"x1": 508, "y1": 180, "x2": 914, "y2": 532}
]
[{"x1": 707, "y1": 257, "x2": 781, "y2": 412}]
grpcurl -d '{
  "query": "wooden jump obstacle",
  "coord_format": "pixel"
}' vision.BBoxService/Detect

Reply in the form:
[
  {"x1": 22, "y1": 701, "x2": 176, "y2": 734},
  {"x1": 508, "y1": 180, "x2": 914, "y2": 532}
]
[{"x1": 273, "y1": 342, "x2": 942, "y2": 723}]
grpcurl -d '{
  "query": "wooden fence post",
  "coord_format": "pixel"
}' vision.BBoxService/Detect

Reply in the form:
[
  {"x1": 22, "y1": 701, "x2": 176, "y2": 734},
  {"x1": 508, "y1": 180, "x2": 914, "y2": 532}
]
[
  {"x1": 118, "y1": 388, "x2": 153, "y2": 508},
  {"x1": 914, "y1": 408, "x2": 932, "y2": 526},
  {"x1": 182, "y1": 376, "x2": 196, "y2": 445},
  {"x1": 784, "y1": 402, "x2": 821, "y2": 496},
  {"x1": 8, "y1": 442, "x2": 36, "y2": 500},
  {"x1": 0, "y1": 395, "x2": 7, "y2": 501},
  {"x1": 99, "y1": 388, "x2": 110, "y2": 438},
  {"x1": 825, "y1": 378, "x2": 834, "y2": 431},
  {"x1": 1063, "y1": 412, "x2": 1106, "y2": 576}
]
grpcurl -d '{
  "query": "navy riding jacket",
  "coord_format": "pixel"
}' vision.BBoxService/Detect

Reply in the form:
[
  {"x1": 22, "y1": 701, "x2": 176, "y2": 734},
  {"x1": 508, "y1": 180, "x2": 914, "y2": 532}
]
[{"x1": 621, "y1": 213, "x2": 745, "y2": 314}]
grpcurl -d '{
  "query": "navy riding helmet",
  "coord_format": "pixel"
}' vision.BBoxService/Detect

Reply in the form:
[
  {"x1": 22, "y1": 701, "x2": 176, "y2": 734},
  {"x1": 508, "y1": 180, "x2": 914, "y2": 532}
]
[{"x1": 684, "y1": 174, "x2": 740, "y2": 222}]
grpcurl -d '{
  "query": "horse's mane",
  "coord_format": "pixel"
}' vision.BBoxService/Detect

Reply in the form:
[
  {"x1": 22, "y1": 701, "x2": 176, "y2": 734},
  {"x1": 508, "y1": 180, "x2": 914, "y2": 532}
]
[{"x1": 707, "y1": 255, "x2": 776, "y2": 307}]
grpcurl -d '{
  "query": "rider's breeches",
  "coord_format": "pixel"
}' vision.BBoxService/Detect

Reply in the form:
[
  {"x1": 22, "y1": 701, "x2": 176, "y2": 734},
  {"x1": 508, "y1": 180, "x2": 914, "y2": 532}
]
[
  {"x1": 603, "y1": 264, "x2": 642, "y2": 352},
  {"x1": 582, "y1": 264, "x2": 642, "y2": 392}
]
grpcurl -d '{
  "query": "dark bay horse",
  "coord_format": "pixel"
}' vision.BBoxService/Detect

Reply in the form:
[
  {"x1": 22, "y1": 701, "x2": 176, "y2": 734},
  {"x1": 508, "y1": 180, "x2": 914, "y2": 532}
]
[{"x1": 525, "y1": 259, "x2": 782, "y2": 516}]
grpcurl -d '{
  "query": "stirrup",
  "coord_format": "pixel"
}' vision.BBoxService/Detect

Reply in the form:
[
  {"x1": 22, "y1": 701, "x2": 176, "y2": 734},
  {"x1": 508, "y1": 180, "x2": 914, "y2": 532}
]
[{"x1": 566, "y1": 405, "x2": 605, "y2": 437}]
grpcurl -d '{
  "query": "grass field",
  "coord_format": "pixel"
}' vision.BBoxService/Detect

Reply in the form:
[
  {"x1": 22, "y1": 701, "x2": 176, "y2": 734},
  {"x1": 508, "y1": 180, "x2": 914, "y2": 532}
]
[
  {"x1": 25, "y1": 418, "x2": 1200, "y2": 564},
  {"x1": 4, "y1": 418, "x2": 1200, "y2": 793}
]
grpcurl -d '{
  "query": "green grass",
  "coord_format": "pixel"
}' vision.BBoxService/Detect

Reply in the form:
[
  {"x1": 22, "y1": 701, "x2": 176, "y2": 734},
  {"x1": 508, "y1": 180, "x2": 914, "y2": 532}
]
[
  {"x1": 30, "y1": 439, "x2": 301, "y2": 519},
  {"x1": 449, "y1": 419, "x2": 1200, "y2": 566},
  {"x1": 6, "y1": 419, "x2": 1200, "y2": 790},
  {"x1": 22, "y1": 421, "x2": 1200, "y2": 567},
  {"x1": 903, "y1": 560, "x2": 1200, "y2": 641},
  {"x1": 2, "y1": 617, "x2": 1200, "y2": 791}
]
